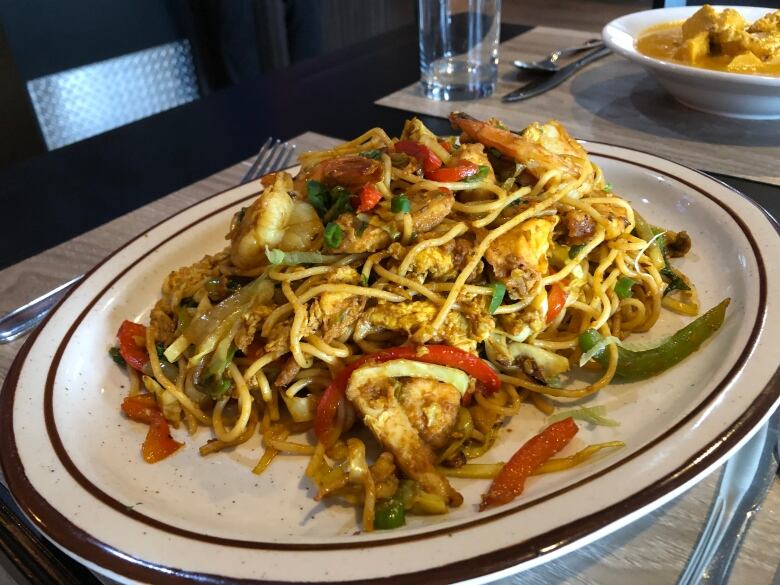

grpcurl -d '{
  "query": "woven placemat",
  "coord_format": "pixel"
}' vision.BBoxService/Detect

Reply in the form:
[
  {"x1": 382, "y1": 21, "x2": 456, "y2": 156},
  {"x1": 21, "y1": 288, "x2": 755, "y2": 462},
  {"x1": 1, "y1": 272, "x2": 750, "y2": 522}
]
[{"x1": 377, "y1": 26, "x2": 780, "y2": 186}]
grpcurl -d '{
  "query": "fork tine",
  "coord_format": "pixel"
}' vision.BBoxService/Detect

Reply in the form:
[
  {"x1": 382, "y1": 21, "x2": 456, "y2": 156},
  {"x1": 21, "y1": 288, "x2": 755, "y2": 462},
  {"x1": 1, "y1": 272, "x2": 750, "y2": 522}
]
[
  {"x1": 253, "y1": 138, "x2": 282, "y2": 179},
  {"x1": 259, "y1": 142, "x2": 290, "y2": 178},
  {"x1": 241, "y1": 137, "x2": 274, "y2": 184},
  {"x1": 279, "y1": 144, "x2": 297, "y2": 170}
]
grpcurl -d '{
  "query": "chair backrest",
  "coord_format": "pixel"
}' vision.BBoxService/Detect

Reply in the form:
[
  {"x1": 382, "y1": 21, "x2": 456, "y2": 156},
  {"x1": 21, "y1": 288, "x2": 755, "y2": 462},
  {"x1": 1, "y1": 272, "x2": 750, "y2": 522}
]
[{"x1": 27, "y1": 40, "x2": 198, "y2": 150}]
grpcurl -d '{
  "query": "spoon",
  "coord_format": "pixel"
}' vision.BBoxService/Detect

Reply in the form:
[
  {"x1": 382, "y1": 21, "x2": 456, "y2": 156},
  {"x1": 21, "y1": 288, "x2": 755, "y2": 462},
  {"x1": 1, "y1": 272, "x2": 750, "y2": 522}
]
[{"x1": 513, "y1": 38, "x2": 605, "y2": 73}]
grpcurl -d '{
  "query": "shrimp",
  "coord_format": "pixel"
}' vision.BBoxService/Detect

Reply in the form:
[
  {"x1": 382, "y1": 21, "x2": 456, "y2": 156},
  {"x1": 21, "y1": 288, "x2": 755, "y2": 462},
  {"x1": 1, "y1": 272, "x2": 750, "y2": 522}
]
[
  {"x1": 230, "y1": 172, "x2": 323, "y2": 269},
  {"x1": 449, "y1": 112, "x2": 580, "y2": 181}
]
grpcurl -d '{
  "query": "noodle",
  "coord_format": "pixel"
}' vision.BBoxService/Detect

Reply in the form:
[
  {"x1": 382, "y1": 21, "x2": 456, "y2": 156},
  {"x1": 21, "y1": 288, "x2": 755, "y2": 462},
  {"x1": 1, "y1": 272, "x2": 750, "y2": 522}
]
[{"x1": 112, "y1": 113, "x2": 707, "y2": 532}]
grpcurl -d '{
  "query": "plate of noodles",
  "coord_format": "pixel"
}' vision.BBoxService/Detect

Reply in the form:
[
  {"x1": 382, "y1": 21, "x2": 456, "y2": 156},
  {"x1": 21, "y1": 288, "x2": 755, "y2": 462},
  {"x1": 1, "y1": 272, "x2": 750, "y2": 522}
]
[{"x1": 1, "y1": 113, "x2": 778, "y2": 584}]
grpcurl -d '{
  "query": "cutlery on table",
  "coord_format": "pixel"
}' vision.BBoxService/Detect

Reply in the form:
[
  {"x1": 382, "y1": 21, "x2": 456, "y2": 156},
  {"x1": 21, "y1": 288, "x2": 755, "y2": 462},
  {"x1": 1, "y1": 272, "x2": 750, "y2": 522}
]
[
  {"x1": 0, "y1": 138, "x2": 296, "y2": 345},
  {"x1": 512, "y1": 38, "x2": 604, "y2": 73},
  {"x1": 503, "y1": 45, "x2": 612, "y2": 103},
  {"x1": 676, "y1": 408, "x2": 780, "y2": 585}
]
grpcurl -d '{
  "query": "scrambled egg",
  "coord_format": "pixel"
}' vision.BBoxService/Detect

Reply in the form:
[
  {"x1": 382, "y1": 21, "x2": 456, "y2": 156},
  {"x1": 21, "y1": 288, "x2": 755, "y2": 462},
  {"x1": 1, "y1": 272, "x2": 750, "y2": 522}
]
[{"x1": 484, "y1": 216, "x2": 558, "y2": 300}]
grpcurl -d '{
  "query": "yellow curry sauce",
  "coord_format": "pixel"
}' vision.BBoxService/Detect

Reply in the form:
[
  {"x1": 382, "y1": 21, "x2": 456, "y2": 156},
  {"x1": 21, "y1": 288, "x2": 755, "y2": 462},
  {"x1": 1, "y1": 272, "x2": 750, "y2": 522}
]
[{"x1": 636, "y1": 5, "x2": 780, "y2": 75}]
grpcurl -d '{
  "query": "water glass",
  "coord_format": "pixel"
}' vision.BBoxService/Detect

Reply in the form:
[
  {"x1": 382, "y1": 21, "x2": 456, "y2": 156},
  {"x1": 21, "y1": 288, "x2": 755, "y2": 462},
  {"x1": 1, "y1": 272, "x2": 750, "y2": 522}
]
[{"x1": 418, "y1": 0, "x2": 501, "y2": 101}]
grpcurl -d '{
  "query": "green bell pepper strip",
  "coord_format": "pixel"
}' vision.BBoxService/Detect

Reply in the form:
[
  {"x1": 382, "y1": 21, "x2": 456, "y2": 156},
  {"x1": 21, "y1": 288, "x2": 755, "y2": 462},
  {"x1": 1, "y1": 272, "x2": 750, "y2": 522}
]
[
  {"x1": 578, "y1": 298, "x2": 730, "y2": 381},
  {"x1": 373, "y1": 497, "x2": 406, "y2": 529}
]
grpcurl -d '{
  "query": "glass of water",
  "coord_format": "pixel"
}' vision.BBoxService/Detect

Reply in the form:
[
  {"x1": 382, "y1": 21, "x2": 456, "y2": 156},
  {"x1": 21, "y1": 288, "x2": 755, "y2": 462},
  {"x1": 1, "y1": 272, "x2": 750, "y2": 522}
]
[{"x1": 418, "y1": 0, "x2": 501, "y2": 101}]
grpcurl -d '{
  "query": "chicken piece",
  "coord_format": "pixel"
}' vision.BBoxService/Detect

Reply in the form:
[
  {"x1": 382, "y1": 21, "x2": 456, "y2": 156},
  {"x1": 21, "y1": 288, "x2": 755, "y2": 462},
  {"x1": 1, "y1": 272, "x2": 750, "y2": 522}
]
[
  {"x1": 274, "y1": 355, "x2": 301, "y2": 388},
  {"x1": 396, "y1": 378, "x2": 461, "y2": 448},
  {"x1": 161, "y1": 251, "x2": 226, "y2": 306},
  {"x1": 563, "y1": 209, "x2": 596, "y2": 245},
  {"x1": 682, "y1": 5, "x2": 721, "y2": 40},
  {"x1": 361, "y1": 300, "x2": 494, "y2": 353},
  {"x1": 230, "y1": 172, "x2": 323, "y2": 269},
  {"x1": 749, "y1": 10, "x2": 780, "y2": 34},
  {"x1": 409, "y1": 188, "x2": 455, "y2": 233},
  {"x1": 308, "y1": 266, "x2": 366, "y2": 342},
  {"x1": 332, "y1": 188, "x2": 455, "y2": 253},
  {"x1": 332, "y1": 214, "x2": 393, "y2": 254},
  {"x1": 234, "y1": 304, "x2": 275, "y2": 352},
  {"x1": 346, "y1": 376, "x2": 462, "y2": 506},
  {"x1": 484, "y1": 216, "x2": 557, "y2": 300},
  {"x1": 450, "y1": 112, "x2": 579, "y2": 181},
  {"x1": 592, "y1": 202, "x2": 631, "y2": 240},
  {"x1": 150, "y1": 299, "x2": 176, "y2": 345}
]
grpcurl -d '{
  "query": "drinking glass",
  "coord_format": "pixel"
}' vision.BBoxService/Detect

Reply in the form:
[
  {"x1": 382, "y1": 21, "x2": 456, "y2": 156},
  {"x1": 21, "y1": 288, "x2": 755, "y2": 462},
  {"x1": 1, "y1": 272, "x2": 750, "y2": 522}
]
[{"x1": 418, "y1": 0, "x2": 501, "y2": 101}]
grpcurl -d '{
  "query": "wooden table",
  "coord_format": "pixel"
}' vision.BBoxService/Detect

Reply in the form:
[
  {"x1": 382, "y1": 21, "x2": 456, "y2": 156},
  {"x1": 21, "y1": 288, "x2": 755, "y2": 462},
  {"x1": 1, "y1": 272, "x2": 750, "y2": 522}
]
[{"x1": 0, "y1": 22, "x2": 778, "y2": 585}]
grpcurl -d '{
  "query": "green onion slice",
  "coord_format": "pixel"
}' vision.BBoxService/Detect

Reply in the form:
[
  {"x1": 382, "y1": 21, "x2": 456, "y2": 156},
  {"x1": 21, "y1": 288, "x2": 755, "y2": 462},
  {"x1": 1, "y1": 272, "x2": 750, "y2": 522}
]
[
  {"x1": 488, "y1": 282, "x2": 506, "y2": 314},
  {"x1": 324, "y1": 222, "x2": 343, "y2": 248},
  {"x1": 391, "y1": 195, "x2": 411, "y2": 213}
]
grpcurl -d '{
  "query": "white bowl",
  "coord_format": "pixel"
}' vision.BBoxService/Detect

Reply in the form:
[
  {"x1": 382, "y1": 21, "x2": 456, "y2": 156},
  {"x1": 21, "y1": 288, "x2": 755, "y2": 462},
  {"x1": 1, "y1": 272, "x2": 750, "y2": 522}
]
[{"x1": 603, "y1": 6, "x2": 780, "y2": 119}]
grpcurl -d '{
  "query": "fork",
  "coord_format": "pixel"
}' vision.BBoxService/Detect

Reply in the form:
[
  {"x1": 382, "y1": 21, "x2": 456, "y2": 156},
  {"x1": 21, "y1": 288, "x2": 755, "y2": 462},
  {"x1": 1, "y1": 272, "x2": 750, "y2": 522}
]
[
  {"x1": 512, "y1": 38, "x2": 604, "y2": 73},
  {"x1": 676, "y1": 408, "x2": 780, "y2": 585},
  {"x1": 0, "y1": 138, "x2": 296, "y2": 344}
]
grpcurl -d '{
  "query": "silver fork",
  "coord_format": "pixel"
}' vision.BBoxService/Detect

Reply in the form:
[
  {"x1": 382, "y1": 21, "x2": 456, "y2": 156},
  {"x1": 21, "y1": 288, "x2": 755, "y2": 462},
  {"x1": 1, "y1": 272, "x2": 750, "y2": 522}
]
[
  {"x1": 676, "y1": 408, "x2": 780, "y2": 585},
  {"x1": 0, "y1": 138, "x2": 296, "y2": 344}
]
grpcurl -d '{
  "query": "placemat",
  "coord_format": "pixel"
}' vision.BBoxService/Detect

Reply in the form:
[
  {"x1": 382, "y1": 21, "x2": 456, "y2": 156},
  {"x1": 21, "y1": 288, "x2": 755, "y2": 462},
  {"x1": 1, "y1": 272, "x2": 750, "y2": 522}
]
[{"x1": 377, "y1": 26, "x2": 780, "y2": 186}]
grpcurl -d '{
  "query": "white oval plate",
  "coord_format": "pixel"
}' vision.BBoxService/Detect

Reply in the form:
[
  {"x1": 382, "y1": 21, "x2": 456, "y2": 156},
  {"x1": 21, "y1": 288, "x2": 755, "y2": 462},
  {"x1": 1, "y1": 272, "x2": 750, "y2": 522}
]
[
  {"x1": 2, "y1": 144, "x2": 779, "y2": 585},
  {"x1": 603, "y1": 6, "x2": 780, "y2": 119}
]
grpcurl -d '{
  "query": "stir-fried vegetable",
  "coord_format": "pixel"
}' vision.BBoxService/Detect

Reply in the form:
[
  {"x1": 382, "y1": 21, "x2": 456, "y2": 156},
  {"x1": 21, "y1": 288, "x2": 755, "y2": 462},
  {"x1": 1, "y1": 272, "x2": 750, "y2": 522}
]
[
  {"x1": 579, "y1": 298, "x2": 730, "y2": 380},
  {"x1": 488, "y1": 282, "x2": 506, "y2": 314},
  {"x1": 391, "y1": 194, "x2": 411, "y2": 213},
  {"x1": 374, "y1": 497, "x2": 406, "y2": 529},
  {"x1": 349, "y1": 359, "x2": 470, "y2": 395},
  {"x1": 121, "y1": 394, "x2": 183, "y2": 463},
  {"x1": 314, "y1": 345, "x2": 501, "y2": 445},
  {"x1": 546, "y1": 283, "x2": 566, "y2": 323},
  {"x1": 265, "y1": 249, "x2": 336, "y2": 266},
  {"x1": 356, "y1": 184, "x2": 383, "y2": 213},
  {"x1": 393, "y1": 140, "x2": 443, "y2": 175},
  {"x1": 548, "y1": 405, "x2": 620, "y2": 427},
  {"x1": 426, "y1": 160, "x2": 480, "y2": 182},
  {"x1": 614, "y1": 276, "x2": 635, "y2": 300},
  {"x1": 480, "y1": 417, "x2": 579, "y2": 510},
  {"x1": 324, "y1": 223, "x2": 344, "y2": 248},
  {"x1": 117, "y1": 320, "x2": 149, "y2": 371}
]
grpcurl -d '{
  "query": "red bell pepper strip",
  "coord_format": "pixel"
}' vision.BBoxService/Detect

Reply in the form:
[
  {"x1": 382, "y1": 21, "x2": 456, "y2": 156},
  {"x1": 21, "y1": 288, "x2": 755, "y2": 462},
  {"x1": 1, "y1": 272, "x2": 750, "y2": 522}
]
[
  {"x1": 356, "y1": 183, "x2": 383, "y2": 212},
  {"x1": 426, "y1": 161, "x2": 479, "y2": 183},
  {"x1": 314, "y1": 344, "x2": 500, "y2": 444},
  {"x1": 121, "y1": 394, "x2": 183, "y2": 463},
  {"x1": 117, "y1": 320, "x2": 149, "y2": 372},
  {"x1": 546, "y1": 283, "x2": 566, "y2": 324},
  {"x1": 479, "y1": 417, "x2": 578, "y2": 510},
  {"x1": 394, "y1": 140, "x2": 442, "y2": 175}
]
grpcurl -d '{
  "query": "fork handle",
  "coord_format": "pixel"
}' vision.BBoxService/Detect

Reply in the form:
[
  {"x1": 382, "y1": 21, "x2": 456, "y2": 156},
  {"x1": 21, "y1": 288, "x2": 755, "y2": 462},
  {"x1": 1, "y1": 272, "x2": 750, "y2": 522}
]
[
  {"x1": 677, "y1": 413, "x2": 779, "y2": 585},
  {"x1": 0, "y1": 274, "x2": 83, "y2": 344}
]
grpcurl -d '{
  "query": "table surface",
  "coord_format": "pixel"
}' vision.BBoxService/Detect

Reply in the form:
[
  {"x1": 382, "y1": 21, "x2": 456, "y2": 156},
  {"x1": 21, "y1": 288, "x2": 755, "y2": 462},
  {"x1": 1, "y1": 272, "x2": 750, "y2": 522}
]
[{"x1": 0, "y1": 21, "x2": 778, "y2": 585}]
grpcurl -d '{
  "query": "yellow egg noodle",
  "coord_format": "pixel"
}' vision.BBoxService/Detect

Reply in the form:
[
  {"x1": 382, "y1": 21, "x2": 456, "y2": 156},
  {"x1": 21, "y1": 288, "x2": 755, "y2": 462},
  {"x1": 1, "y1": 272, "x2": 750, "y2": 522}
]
[{"x1": 113, "y1": 112, "x2": 710, "y2": 531}]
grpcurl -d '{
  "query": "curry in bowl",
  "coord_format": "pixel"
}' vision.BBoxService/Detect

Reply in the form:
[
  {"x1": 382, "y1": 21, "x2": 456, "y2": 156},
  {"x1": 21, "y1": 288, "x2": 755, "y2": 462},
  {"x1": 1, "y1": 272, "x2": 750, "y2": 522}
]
[{"x1": 636, "y1": 5, "x2": 780, "y2": 75}]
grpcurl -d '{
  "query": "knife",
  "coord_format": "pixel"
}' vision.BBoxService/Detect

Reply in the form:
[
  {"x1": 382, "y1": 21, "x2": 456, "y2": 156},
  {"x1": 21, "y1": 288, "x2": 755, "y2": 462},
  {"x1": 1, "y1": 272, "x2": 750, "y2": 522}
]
[{"x1": 502, "y1": 45, "x2": 612, "y2": 103}]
